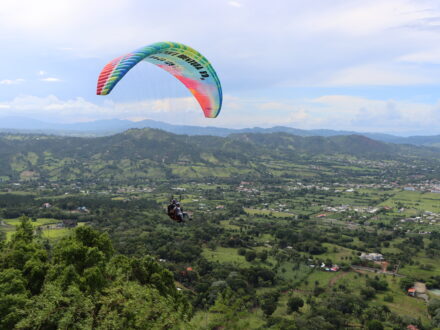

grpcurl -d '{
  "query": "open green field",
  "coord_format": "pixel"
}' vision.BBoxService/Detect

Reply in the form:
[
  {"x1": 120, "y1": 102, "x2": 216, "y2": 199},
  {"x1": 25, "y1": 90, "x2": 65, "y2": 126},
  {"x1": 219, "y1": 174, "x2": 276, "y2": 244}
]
[
  {"x1": 1, "y1": 217, "x2": 85, "y2": 242},
  {"x1": 398, "y1": 254, "x2": 440, "y2": 278},
  {"x1": 320, "y1": 243, "x2": 358, "y2": 262},
  {"x1": 380, "y1": 190, "x2": 440, "y2": 213},
  {"x1": 277, "y1": 262, "x2": 312, "y2": 284},
  {"x1": 202, "y1": 247, "x2": 249, "y2": 266},
  {"x1": 298, "y1": 269, "x2": 342, "y2": 291},
  {"x1": 202, "y1": 246, "x2": 276, "y2": 268},
  {"x1": 244, "y1": 208, "x2": 294, "y2": 218},
  {"x1": 1, "y1": 217, "x2": 61, "y2": 240},
  {"x1": 190, "y1": 309, "x2": 265, "y2": 330},
  {"x1": 309, "y1": 270, "x2": 431, "y2": 325},
  {"x1": 3, "y1": 217, "x2": 60, "y2": 227},
  {"x1": 41, "y1": 228, "x2": 72, "y2": 240},
  {"x1": 373, "y1": 276, "x2": 430, "y2": 324},
  {"x1": 219, "y1": 219, "x2": 241, "y2": 231}
]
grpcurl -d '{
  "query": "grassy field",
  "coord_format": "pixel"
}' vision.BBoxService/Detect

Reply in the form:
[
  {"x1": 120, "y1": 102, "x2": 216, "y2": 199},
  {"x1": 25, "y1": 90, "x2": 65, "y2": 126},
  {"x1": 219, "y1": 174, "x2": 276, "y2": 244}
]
[
  {"x1": 202, "y1": 246, "x2": 276, "y2": 268},
  {"x1": 202, "y1": 247, "x2": 249, "y2": 266},
  {"x1": 1, "y1": 217, "x2": 61, "y2": 240},
  {"x1": 3, "y1": 217, "x2": 60, "y2": 227},
  {"x1": 244, "y1": 208, "x2": 294, "y2": 218},
  {"x1": 189, "y1": 268, "x2": 432, "y2": 327},
  {"x1": 329, "y1": 270, "x2": 431, "y2": 324},
  {"x1": 320, "y1": 243, "x2": 358, "y2": 263},
  {"x1": 1, "y1": 217, "x2": 83, "y2": 242},
  {"x1": 399, "y1": 260, "x2": 440, "y2": 278},
  {"x1": 297, "y1": 269, "x2": 342, "y2": 291},
  {"x1": 381, "y1": 190, "x2": 440, "y2": 213},
  {"x1": 41, "y1": 228, "x2": 72, "y2": 240},
  {"x1": 190, "y1": 309, "x2": 265, "y2": 329},
  {"x1": 373, "y1": 276, "x2": 430, "y2": 325},
  {"x1": 219, "y1": 219, "x2": 241, "y2": 231},
  {"x1": 277, "y1": 262, "x2": 312, "y2": 284}
]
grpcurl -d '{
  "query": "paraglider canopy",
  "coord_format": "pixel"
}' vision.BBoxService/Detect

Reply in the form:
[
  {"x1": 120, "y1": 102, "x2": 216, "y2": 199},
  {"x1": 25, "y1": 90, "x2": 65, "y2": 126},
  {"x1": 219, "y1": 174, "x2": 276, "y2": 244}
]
[{"x1": 97, "y1": 41, "x2": 222, "y2": 118}]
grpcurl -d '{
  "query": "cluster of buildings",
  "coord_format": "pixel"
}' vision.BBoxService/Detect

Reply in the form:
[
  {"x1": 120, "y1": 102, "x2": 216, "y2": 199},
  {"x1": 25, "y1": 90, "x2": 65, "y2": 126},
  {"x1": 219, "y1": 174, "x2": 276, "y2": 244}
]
[
  {"x1": 308, "y1": 261, "x2": 340, "y2": 272},
  {"x1": 403, "y1": 182, "x2": 440, "y2": 193},
  {"x1": 309, "y1": 262, "x2": 340, "y2": 272},
  {"x1": 323, "y1": 205, "x2": 382, "y2": 214},
  {"x1": 397, "y1": 211, "x2": 440, "y2": 231},
  {"x1": 237, "y1": 182, "x2": 259, "y2": 194},
  {"x1": 116, "y1": 186, "x2": 154, "y2": 193},
  {"x1": 360, "y1": 253, "x2": 384, "y2": 261},
  {"x1": 41, "y1": 203, "x2": 89, "y2": 214}
]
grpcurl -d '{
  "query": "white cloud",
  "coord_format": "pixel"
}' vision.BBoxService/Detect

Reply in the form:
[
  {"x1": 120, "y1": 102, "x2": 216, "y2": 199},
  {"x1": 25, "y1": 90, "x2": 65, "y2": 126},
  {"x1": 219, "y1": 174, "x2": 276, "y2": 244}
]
[
  {"x1": 0, "y1": 93, "x2": 440, "y2": 134},
  {"x1": 228, "y1": 1, "x2": 243, "y2": 8},
  {"x1": 398, "y1": 48, "x2": 440, "y2": 64},
  {"x1": 193, "y1": 93, "x2": 440, "y2": 134},
  {"x1": 38, "y1": 70, "x2": 46, "y2": 76},
  {"x1": 258, "y1": 102, "x2": 296, "y2": 111},
  {"x1": 40, "y1": 77, "x2": 61, "y2": 82},
  {"x1": 308, "y1": 94, "x2": 438, "y2": 133},
  {"x1": 113, "y1": 97, "x2": 199, "y2": 115},
  {"x1": 0, "y1": 95, "x2": 101, "y2": 118},
  {"x1": 0, "y1": 78, "x2": 25, "y2": 85},
  {"x1": 319, "y1": 64, "x2": 434, "y2": 86},
  {"x1": 0, "y1": 95, "x2": 200, "y2": 122},
  {"x1": 296, "y1": 1, "x2": 436, "y2": 36},
  {"x1": 1, "y1": 0, "x2": 440, "y2": 93}
]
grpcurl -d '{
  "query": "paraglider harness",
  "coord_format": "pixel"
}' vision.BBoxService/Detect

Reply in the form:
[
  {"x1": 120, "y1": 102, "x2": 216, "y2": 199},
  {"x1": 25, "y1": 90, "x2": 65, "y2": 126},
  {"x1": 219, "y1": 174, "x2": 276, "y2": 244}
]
[{"x1": 167, "y1": 197, "x2": 189, "y2": 223}]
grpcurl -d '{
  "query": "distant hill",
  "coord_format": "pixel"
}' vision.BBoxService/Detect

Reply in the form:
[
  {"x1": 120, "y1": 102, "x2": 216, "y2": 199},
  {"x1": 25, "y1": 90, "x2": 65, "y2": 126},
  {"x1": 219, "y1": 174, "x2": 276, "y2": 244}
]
[
  {"x1": 1, "y1": 116, "x2": 440, "y2": 147},
  {"x1": 0, "y1": 128, "x2": 439, "y2": 184}
]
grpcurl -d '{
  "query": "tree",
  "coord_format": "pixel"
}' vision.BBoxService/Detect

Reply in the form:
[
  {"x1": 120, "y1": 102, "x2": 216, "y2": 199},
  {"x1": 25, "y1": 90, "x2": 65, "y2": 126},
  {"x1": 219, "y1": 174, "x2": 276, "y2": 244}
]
[
  {"x1": 400, "y1": 277, "x2": 414, "y2": 291},
  {"x1": 428, "y1": 298, "x2": 440, "y2": 316},
  {"x1": 11, "y1": 216, "x2": 34, "y2": 244},
  {"x1": 367, "y1": 278, "x2": 388, "y2": 291},
  {"x1": 428, "y1": 298, "x2": 440, "y2": 327},
  {"x1": 361, "y1": 287, "x2": 376, "y2": 300},
  {"x1": 261, "y1": 298, "x2": 277, "y2": 317},
  {"x1": 209, "y1": 288, "x2": 246, "y2": 329},
  {"x1": 260, "y1": 291, "x2": 280, "y2": 317},
  {"x1": 366, "y1": 319, "x2": 384, "y2": 330},
  {"x1": 0, "y1": 269, "x2": 30, "y2": 330},
  {"x1": 0, "y1": 225, "x2": 189, "y2": 329},
  {"x1": 287, "y1": 296, "x2": 304, "y2": 313},
  {"x1": 245, "y1": 250, "x2": 257, "y2": 262},
  {"x1": 257, "y1": 250, "x2": 268, "y2": 262}
]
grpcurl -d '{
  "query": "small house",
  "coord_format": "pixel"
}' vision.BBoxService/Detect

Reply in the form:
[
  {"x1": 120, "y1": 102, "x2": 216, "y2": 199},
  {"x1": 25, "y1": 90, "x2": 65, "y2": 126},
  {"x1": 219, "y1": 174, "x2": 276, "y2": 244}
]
[
  {"x1": 330, "y1": 265, "x2": 340, "y2": 272},
  {"x1": 407, "y1": 325, "x2": 419, "y2": 330},
  {"x1": 77, "y1": 206, "x2": 90, "y2": 213},
  {"x1": 360, "y1": 253, "x2": 384, "y2": 261}
]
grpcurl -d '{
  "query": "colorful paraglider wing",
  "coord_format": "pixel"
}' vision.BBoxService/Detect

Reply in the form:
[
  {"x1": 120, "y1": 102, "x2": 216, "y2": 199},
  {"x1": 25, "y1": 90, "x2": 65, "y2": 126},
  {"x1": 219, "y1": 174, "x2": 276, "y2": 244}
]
[{"x1": 97, "y1": 42, "x2": 222, "y2": 118}]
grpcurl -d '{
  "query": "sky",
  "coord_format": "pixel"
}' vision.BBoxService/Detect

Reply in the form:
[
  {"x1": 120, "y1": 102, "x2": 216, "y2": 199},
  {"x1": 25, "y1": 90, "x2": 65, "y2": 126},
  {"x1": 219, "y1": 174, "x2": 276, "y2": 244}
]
[{"x1": 2, "y1": 0, "x2": 440, "y2": 135}]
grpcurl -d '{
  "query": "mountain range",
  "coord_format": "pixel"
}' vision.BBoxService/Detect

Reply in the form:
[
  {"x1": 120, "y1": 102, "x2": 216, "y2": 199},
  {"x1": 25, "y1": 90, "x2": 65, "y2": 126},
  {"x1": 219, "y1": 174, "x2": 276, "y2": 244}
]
[
  {"x1": 1, "y1": 128, "x2": 439, "y2": 184},
  {"x1": 1, "y1": 116, "x2": 440, "y2": 147}
]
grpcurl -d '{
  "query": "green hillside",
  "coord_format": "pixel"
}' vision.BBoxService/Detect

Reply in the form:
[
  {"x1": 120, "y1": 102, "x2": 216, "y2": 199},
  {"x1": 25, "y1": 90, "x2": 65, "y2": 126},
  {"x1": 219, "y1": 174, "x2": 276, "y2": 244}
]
[{"x1": 1, "y1": 129, "x2": 440, "y2": 186}]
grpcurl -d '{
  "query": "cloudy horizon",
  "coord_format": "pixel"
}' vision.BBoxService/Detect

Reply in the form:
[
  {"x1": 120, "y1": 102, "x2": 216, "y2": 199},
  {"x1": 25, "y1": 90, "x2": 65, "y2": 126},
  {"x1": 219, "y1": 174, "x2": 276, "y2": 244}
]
[{"x1": 2, "y1": 0, "x2": 440, "y2": 135}]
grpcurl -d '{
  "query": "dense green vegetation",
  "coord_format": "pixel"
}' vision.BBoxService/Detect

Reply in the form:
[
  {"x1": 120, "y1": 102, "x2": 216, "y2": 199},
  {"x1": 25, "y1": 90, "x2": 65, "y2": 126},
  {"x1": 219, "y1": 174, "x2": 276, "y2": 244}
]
[
  {"x1": 1, "y1": 129, "x2": 440, "y2": 186},
  {"x1": 1, "y1": 129, "x2": 440, "y2": 329},
  {"x1": 0, "y1": 217, "x2": 189, "y2": 329}
]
